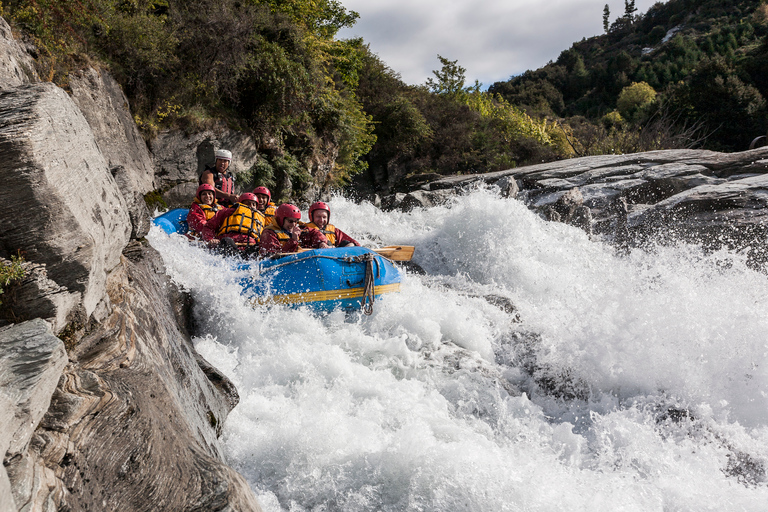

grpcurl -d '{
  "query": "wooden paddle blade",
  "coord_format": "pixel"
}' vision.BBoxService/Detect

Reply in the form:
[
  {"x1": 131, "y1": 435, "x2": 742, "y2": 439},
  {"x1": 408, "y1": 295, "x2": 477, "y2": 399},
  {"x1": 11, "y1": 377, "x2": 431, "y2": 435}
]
[{"x1": 373, "y1": 245, "x2": 415, "y2": 261}]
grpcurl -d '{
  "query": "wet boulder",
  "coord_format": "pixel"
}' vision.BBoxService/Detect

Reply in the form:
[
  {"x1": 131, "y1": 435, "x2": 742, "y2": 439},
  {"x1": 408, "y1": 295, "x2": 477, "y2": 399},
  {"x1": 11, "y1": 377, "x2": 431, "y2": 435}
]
[
  {"x1": 627, "y1": 173, "x2": 768, "y2": 263},
  {"x1": 410, "y1": 147, "x2": 768, "y2": 253},
  {"x1": 539, "y1": 188, "x2": 593, "y2": 234},
  {"x1": 400, "y1": 189, "x2": 455, "y2": 211}
]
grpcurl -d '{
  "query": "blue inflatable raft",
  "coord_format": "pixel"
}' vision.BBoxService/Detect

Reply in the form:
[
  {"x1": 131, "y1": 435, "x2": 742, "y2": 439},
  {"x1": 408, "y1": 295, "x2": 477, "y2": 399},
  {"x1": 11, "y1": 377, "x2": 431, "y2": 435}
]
[{"x1": 153, "y1": 208, "x2": 401, "y2": 314}]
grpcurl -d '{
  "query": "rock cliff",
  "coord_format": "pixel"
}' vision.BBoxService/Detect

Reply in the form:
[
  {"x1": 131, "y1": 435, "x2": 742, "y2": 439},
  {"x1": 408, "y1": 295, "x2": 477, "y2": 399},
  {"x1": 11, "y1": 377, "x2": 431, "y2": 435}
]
[{"x1": 0, "y1": 20, "x2": 261, "y2": 512}]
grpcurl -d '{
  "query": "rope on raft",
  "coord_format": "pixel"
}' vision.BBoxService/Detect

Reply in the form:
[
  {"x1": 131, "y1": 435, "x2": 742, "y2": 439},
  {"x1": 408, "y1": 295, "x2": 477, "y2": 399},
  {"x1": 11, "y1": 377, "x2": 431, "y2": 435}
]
[{"x1": 343, "y1": 252, "x2": 376, "y2": 315}]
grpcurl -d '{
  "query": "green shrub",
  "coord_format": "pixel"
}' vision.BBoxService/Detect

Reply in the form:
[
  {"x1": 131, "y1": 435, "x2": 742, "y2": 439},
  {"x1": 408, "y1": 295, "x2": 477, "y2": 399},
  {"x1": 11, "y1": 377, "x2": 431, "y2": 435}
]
[
  {"x1": 617, "y1": 81, "x2": 657, "y2": 120},
  {"x1": 648, "y1": 25, "x2": 667, "y2": 45},
  {"x1": 239, "y1": 156, "x2": 277, "y2": 192},
  {"x1": 0, "y1": 255, "x2": 26, "y2": 306},
  {"x1": 602, "y1": 111, "x2": 625, "y2": 130},
  {"x1": 144, "y1": 190, "x2": 168, "y2": 212}
]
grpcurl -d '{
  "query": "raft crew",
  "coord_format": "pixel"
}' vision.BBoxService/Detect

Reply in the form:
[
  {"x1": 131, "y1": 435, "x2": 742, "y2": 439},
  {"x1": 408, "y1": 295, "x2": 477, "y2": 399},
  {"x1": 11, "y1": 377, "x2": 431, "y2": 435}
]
[
  {"x1": 304, "y1": 201, "x2": 359, "y2": 247},
  {"x1": 186, "y1": 184, "x2": 221, "y2": 237},
  {"x1": 202, "y1": 192, "x2": 265, "y2": 256},
  {"x1": 199, "y1": 149, "x2": 237, "y2": 207},
  {"x1": 259, "y1": 204, "x2": 328, "y2": 256},
  {"x1": 252, "y1": 186, "x2": 276, "y2": 223}
]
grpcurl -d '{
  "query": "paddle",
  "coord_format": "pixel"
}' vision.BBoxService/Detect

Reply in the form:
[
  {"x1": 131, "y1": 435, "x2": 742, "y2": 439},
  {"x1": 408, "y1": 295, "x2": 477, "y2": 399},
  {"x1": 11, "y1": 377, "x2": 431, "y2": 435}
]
[
  {"x1": 373, "y1": 245, "x2": 415, "y2": 261},
  {"x1": 234, "y1": 243, "x2": 415, "y2": 261}
]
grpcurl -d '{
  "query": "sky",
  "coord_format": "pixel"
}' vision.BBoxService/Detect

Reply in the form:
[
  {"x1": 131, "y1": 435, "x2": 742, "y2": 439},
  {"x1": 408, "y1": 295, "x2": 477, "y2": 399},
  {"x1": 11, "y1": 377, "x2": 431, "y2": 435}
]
[{"x1": 337, "y1": 0, "x2": 665, "y2": 88}]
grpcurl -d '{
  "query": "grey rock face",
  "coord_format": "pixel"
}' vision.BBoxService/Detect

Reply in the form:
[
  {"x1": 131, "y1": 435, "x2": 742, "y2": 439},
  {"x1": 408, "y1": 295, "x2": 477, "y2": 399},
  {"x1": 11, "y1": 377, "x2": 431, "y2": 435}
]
[
  {"x1": 111, "y1": 165, "x2": 152, "y2": 239},
  {"x1": 162, "y1": 181, "x2": 199, "y2": 210},
  {"x1": 30, "y1": 244, "x2": 261, "y2": 511},
  {"x1": 0, "y1": 259, "x2": 80, "y2": 333},
  {"x1": 68, "y1": 67, "x2": 155, "y2": 198},
  {"x1": 0, "y1": 83, "x2": 132, "y2": 319},
  {"x1": 0, "y1": 21, "x2": 260, "y2": 510},
  {"x1": 0, "y1": 319, "x2": 67, "y2": 512},
  {"x1": 0, "y1": 17, "x2": 38, "y2": 89},
  {"x1": 68, "y1": 68, "x2": 156, "y2": 239}
]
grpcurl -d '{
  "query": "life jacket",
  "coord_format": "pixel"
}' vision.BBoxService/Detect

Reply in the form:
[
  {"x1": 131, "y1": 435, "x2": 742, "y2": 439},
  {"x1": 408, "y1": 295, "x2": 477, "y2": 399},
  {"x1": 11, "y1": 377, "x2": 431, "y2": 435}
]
[
  {"x1": 217, "y1": 203, "x2": 265, "y2": 241},
  {"x1": 199, "y1": 165, "x2": 235, "y2": 196},
  {"x1": 261, "y1": 202, "x2": 277, "y2": 223},
  {"x1": 192, "y1": 198, "x2": 221, "y2": 221},
  {"x1": 305, "y1": 222, "x2": 338, "y2": 245}
]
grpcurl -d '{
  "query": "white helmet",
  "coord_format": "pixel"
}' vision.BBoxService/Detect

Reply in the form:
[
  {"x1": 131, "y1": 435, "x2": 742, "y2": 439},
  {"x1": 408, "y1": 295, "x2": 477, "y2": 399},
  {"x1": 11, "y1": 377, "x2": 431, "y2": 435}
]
[{"x1": 214, "y1": 149, "x2": 232, "y2": 161}]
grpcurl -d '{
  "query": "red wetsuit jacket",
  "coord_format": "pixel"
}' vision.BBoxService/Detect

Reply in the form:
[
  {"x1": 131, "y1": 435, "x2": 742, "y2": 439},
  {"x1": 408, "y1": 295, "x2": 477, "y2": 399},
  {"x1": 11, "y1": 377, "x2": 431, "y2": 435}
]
[
  {"x1": 187, "y1": 201, "x2": 221, "y2": 234},
  {"x1": 304, "y1": 222, "x2": 359, "y2": 247},
  {"x1": 259, "y1": 223, "x2": 328, "y2": 256}
]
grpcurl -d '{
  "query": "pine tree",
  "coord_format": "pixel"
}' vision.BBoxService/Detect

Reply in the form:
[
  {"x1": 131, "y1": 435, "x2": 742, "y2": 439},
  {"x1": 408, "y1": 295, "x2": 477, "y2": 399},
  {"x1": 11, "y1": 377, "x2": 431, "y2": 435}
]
[
  {"x1": 624, "y1": 0, "x2": 637, "y2": 20},
  {"x1": 603, "y1": 4, "x2": 611, "y2": 33}
]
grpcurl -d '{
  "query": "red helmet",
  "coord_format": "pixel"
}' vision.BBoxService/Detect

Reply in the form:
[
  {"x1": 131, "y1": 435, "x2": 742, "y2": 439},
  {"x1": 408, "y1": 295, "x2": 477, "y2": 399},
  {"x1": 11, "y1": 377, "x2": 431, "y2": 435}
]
[
  {"x1": 238, "y1": 192, "x2": 257, "y2": 203},
  {"x1": 196, "y1": 183, "x2": 215, "y2": 200},
  {"x1": 309, "y1": 201, "x2": 330, "y2": 223},
  {"x1": 275, "y1": 203, "x2": 301, "y2": 228},
  {"x1": 252, "y1": 186, "x2": 271, "y2": 202}
]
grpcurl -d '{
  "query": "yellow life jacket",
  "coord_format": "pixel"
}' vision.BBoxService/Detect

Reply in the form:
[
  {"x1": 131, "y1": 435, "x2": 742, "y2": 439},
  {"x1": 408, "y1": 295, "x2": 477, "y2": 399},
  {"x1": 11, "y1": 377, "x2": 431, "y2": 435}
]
[
  {"x1": 305, "y1": 222, "x2": 337, "y2": 245},
  {"x1": 261, "y1": 202, "x2": 277, "y2": 223},
  {"x1": 192, "y1": 199, "x2": 221, "y2": 220},
  {"x1": 217, "y1": 203, "x2": 265, "y2": 241}
]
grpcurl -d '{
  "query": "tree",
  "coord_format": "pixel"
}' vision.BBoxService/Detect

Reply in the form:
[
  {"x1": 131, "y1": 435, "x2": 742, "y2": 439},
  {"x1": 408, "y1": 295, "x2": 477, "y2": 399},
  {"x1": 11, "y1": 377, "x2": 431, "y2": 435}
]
[
  {"x1": 425, "y1": 55, "x2": 473, "y2": 95},
  {"x1": 603, "y1": 4, "x2": 611, "y2": 33},
  {"x1": 624, "y1": 0, "x2": 637, "y2": 20},
  {"x1": 262, "y1": 0, "x2": 359, "y2": 38}
]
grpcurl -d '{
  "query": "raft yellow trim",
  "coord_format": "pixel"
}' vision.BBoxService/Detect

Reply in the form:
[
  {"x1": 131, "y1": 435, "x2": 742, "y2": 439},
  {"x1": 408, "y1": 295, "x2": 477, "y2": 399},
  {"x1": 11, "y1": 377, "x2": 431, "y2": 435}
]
[{"x1": 252, "y1": 283, "x2": 401, "y2": 306}]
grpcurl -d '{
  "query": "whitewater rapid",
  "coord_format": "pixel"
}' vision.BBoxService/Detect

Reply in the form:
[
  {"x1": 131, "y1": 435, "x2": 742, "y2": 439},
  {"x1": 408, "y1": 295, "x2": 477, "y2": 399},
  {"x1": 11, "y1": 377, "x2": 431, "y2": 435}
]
[{"x1": 149, "y1": 189, "x2": 768, "y2": 511}]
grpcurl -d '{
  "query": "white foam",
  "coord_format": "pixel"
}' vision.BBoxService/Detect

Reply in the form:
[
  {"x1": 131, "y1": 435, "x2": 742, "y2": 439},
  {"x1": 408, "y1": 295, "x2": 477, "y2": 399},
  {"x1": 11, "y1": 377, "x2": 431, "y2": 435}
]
[{"x1": 149, "y1": 189, "x2": 768, "y2": 511}]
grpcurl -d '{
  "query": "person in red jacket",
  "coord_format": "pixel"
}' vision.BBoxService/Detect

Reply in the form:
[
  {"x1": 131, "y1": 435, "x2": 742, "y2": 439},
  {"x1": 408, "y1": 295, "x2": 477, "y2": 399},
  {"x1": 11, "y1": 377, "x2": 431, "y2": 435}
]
[
  {"x1": 304, "y1": 201, "x2": 359, "y2": 247},
  {"x1": 259, "y1": 204, "x2": 328, "y2": 256},
  {"x1": 252, "y1": 186, "x2": 276, "y2": 224},
  {"x1": 186, "y1": 184, "x2": 221, "y2": 237},
  {"x1": 202, "y1": 193, "x2": 266, "y2": 256}
]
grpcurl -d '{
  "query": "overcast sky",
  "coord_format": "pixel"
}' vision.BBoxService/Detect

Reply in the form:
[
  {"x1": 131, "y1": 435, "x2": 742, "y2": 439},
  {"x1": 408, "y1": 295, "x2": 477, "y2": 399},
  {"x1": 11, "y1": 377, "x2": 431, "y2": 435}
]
[{"x1": 338, "y1": 0, "x2": 665, "y2": 88}]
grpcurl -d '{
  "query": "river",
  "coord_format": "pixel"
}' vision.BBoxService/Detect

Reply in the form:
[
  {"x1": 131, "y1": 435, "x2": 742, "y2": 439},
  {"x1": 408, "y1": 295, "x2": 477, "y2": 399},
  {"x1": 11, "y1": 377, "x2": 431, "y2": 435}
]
[{"x1": 148, "y1": 188, "x2": 768, "y2": 511}]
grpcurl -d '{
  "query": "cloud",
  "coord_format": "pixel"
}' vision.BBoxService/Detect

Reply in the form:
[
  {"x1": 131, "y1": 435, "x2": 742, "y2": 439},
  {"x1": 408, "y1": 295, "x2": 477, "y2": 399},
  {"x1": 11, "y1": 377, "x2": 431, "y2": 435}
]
[{"x1": 338, "y1": 0, "x2": 664, "y2": 87}]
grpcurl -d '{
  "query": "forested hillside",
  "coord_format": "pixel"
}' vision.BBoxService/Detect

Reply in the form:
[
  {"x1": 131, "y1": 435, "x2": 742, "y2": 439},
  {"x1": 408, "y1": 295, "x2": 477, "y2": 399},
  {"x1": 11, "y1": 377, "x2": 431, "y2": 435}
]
[
  {"x1": 490, "y1": 0, "x2": 768, "y2": 153},
  {"x1": 5, "y1": 0, "x2": 766, "y2": 198}
]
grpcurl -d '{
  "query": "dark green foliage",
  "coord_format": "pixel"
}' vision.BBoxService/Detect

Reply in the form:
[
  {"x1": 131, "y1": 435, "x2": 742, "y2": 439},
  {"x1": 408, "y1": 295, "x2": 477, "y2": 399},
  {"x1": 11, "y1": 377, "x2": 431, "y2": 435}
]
[
  {"x1": 240, "y1": 156, "x2": 278, "y2": 192},
  {"x1": 351, "y1": 50, "x2": 563, "y2": 193},
  {"x1": 4, "y1": 0, "x2": 372, "y2": 193},
  {"x1": 144, "y1": 190, "x2": 168, "y2": 212},
  {"x1": 489, "y1": 0, "x2": 768, "y2": 151},
  {"x1": 670, "y1": 56, "x2": 766, "y2": 150}
]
